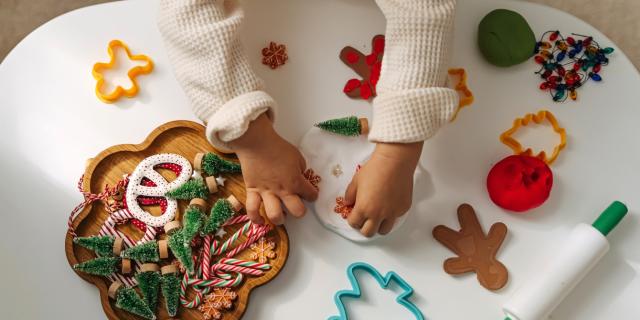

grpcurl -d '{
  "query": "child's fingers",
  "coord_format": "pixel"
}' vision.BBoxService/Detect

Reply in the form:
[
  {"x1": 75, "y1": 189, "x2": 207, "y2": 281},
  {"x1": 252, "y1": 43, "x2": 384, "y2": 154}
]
[
  {"x1": 347, "y1": 208, "x2": 366, "y2": 230},
  {"x1": 296, "y1": 176, "x2": 319, "y2": 201},
  {"x1": 262, "y1": 192, "x2": 285, "y2": 225},
  {"x1": 246, "y1": 191, "x2": 264, "y2": 225},
  {"x1": 378, "y1": 218, "x2": 396, "y2": 235},
  {"x1": 360, "y1": 219, "x2": 381, "y2": 238},
  {"x1": 281, "y1": 194, "x2": 306, "y2": 218},
  {"x1": 344, "y1": 178, "x2": 358, "y2": 205}
]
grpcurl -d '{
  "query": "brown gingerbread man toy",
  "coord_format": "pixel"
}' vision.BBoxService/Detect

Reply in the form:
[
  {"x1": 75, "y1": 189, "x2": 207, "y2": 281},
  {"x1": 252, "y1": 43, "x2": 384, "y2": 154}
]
[{"x1": 433, "y1": 203, "x2": 509, "y2": 291}]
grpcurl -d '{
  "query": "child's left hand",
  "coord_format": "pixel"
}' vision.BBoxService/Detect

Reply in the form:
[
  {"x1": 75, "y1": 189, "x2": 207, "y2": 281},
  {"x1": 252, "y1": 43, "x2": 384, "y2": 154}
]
[{"x1": 343, "y1": 142, "x2": 423, "y2": 237}]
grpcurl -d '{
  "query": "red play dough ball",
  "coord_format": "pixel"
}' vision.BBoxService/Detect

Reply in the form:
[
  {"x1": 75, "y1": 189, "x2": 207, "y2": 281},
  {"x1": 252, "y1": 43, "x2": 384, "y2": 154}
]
[{"x1": 487, "y1": 155, "x2": 553, "y2": 213}]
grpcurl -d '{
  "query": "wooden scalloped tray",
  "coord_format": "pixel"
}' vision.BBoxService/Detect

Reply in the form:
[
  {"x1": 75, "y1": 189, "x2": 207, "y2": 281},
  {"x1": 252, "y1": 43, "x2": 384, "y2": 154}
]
[{"x1": 64, "y1": 120, "x2": 289, "y2": 320}]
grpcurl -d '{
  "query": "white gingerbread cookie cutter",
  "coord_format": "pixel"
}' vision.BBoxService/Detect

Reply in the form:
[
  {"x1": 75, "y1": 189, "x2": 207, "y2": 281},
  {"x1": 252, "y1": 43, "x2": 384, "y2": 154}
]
[{"x1": 125, "y1": 154, "x2": 193, "y2": 227}]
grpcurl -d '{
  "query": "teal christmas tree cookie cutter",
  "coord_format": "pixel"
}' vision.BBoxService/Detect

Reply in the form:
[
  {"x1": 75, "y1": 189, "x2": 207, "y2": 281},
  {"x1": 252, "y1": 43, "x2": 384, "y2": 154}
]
[{"x1": 328, "y1": 262, "x2": 424, "y2": 320}]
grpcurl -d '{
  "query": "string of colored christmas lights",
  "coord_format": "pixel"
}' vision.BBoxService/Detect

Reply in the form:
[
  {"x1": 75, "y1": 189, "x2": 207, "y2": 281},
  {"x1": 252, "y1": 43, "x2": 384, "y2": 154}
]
[{"x1": 533, "y1": 30, "x2": 614, "y2": 102}]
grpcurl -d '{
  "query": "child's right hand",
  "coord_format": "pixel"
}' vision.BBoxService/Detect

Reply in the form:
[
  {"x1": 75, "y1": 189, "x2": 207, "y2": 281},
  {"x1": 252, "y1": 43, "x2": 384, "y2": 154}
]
[{"x1": 229, "y1": 114, "x2": 319, "y2": 225}]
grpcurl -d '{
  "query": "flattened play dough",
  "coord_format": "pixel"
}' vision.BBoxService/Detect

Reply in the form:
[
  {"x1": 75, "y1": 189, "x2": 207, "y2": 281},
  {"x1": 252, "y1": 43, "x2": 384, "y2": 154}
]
[
  {"x1": 478, "y1": 9, "x2": 536, "y2": 67},
  {"x1": 298, "y1": 127, "x2": 422, "y2": 242}
]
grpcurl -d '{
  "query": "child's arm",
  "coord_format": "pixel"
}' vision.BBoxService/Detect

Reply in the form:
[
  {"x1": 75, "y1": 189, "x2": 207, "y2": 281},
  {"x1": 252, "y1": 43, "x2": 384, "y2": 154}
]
[
  {"x1": 159, "y1": 1, "x2": 318, "y2": 224},
  {"x1": 158, "y1": 0, "x2": 275, "y2": 151},
  {"x1": 345, "y1": 0, "x2": 459, "y2": 237}
]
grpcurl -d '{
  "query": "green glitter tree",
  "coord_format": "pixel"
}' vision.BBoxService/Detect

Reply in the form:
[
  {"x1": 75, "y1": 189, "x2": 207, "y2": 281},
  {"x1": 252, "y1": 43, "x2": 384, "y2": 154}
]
[
  {"x1": 161, "y1": 267, "x2": 181, "y2": 317},
  {"x1": 113, "y1": 285, "x2": 156, "y2": 320},
  {"x1": 120, "y1": 241, "x2": 160, "y2": 263},
  {"x1": 168, "y1": 230, "x2": 194, "y2": 275},
  {"x1": 166, "y1": 178, "x2": 210, "y2": 200},
  {"x1": 73, "y1": 256, "x2": 119, "y2": 277},
  {"x1": 201, "y1": 198, "x2": 235, "y2": 236},
  {"x1": 73, "y1": 235, "x2": 116, "y2": 257},
  {"x1": 201, "y1": 153, "x2": 241, "y2": 176},
  {"x1": 315, "y1": 116, "x2": 365, "y2": 136},
  {"x1": 135, "y1": 266, "x2": 161, "y2": 313},
  {"x1": 182, "y1": 205, "x2": 206, "y2": 244}
]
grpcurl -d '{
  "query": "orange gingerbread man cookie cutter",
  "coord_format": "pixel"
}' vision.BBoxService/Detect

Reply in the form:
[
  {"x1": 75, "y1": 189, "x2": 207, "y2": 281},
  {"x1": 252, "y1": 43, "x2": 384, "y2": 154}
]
[
  {"x1": 92, "y1": 40, "x2": 154, "y2": 104},
  {"x1": 448, "y1": 68, "x2": 474, "y2": 121},
  {"x1": 500, "y1": 110, "x2": 567, "y2": 165}
]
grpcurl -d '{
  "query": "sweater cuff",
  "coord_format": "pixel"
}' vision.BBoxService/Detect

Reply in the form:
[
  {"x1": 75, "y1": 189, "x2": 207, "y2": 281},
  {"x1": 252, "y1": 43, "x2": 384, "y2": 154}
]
[
  {"x1": 205, "y1": 91, "x2": 277, "y2": 151},
  {"x1": 369, "y1": 87, "x2": 459, "y2": 143}
]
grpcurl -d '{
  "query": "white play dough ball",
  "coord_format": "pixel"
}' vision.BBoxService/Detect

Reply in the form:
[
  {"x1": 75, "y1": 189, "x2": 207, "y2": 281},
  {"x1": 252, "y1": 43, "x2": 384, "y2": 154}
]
[{"x1": 299, "y1": 127, "x2": 422, "y2": 242}]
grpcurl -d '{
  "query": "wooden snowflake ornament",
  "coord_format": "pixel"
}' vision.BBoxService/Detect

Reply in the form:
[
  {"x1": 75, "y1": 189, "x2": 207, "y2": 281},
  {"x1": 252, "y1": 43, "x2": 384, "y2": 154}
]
[
  {"x1": 249, "y1": 237, "x2": 277, "y2": 263},
  {"x1": 206, "y1": 288, "x2": 237, "y2": 309},
  {"x1": 198, "y1": 288, "x2": 237, "y2": 319},
  {"x1": 303, "y1": 168, "x2": 322, "y2": 190},
  {"x1": 334, "y1": 197, "x2": 353, "y2": 219},
  {"x1": 262, "y1": 42, "x2": 288, "y2": 69},
  {"x1": 198, "y1": 300, "x2": 222, "y2": 320}
]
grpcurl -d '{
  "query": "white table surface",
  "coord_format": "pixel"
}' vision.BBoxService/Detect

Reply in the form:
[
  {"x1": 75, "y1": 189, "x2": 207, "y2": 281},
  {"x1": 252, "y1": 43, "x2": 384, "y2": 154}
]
[{"x1": 1, "y1": 0, "x2": 639, "y2": 319}]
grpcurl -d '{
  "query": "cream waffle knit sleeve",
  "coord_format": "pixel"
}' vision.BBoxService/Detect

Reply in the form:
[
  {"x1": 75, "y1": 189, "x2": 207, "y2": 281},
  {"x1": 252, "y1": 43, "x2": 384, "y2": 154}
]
[
  {"x1": 370, "y1": 0, "x2": 459, "y2": 143},
  {"x1": 158, "y1": 0, "x2": 275, "y2": 150},
  {"x1": 158, "y1": 0, "x2": 458, "y2": 147}
]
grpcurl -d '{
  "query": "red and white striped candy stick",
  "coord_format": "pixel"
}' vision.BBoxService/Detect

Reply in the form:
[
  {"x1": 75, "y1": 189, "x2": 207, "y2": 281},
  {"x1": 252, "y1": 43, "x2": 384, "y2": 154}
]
[
  {"x1": 225, "y1": 224, "x2": 272, "y2": 258},
  {"x1": 222, "y1": 214, "x2": 250, "y2": 226},
  {"x1": 219, "y1": 258, "x2": 271, "y2": 270},
  {"x1": 212, "y1": 221, "x2": 252, "y2": 255},
  {"x1": 180, "y1": 271, "x2": 210, "y2": 308},
  {"x1": 202, "y1": 235, "x2": 212, "y2": 279},
  {"x1": 211, "y1": 263, "x2": 264, "y2": 276},
  {"x1": 188, "y1": 273, "x2": 244, "y2": 288}
]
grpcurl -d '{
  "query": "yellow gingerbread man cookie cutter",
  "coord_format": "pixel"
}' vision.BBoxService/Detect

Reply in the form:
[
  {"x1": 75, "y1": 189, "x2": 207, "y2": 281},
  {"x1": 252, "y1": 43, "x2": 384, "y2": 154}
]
[
  {"x1": 448, "y1": 68, "x2": 474, "y2": 121},
  {"x1": 500, "y1": 110, "x2": 567, "y2": 165},
  {"x1": 92, "y1": 40, "x2": 154, "y2": 103}
]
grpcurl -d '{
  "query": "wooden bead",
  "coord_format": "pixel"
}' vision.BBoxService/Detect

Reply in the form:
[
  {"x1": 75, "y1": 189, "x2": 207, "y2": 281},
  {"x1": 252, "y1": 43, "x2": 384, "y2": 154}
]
[
  {"x1": 161, "y1": 264, "x2": 178, "y2": 275},
  {"x1": 108, "y1": 281, "x2": 123, "y2": 300},
  {"x1": 227, "y1": 195, "x2": 243, "y2": 212},
  {"x1": 194, "y1": 153, "x2": 205, "y2": 171},
  {"x1": 189, "y1": 198, "x2": 208, "y2": 211},
  {"x1": 140, "y1": 263, "x2": 160, "y2": 273},
  {"x1": 112, "y1": 237, "x2": 124, "y2": 256},
  {"x1": 158, "y1": 240, "x2": 170, "y2": 259},
  {"x1": 121, "y1": 259, "x2": 132, "y2": 274},
  {"x1": 164, "y1": 221, "x2": 181, "y2": 235},
  {"x1": 205, "y1": 176, "x2": 218, "y2": 193},
  {"x1": 359, "y1": 118, "x2": 369, "y2": 135}
]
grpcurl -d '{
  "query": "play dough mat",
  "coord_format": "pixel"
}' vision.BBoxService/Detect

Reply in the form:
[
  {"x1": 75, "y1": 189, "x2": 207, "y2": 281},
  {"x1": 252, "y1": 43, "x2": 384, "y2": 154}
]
[{"x1": 1, "y1": 0, "x2": 639, "y2": 319}]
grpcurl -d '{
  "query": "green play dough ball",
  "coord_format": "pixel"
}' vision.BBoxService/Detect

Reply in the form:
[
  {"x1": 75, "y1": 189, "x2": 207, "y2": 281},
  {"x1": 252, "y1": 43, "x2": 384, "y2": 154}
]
[{"x1": 478, "y1": 9, "x2": 536, "y2": 67}]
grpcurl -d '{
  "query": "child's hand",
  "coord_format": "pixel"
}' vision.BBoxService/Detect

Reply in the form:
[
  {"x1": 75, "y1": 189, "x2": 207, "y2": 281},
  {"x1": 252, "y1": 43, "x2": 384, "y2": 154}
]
[
  {"x1": 344, "y1": 142, "x2": 423, "y2": 237},
  {"x1": 229, "y1": 114, "x2": 319, "y2": 225}
]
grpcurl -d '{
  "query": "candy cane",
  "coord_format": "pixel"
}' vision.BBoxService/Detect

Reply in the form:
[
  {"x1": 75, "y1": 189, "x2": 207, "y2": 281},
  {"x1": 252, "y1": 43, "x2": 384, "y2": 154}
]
[
  {"x1": 211, "y1": 263, "x2": 264, "y2": 276},
  {"x1": 219, "y1": 258, "x2": 271, "y2": 270},
  {"x1": 99, "y1": 209, "x2": 159, "y2": 286},
  {"x1": 180, "y1": 272, "x2": 210, "y2": 308},
  {"x1": 202, "y1": 235, "x2": 212, "y2": 280},
  {"x1": 189, "y1": 273, "x2": 244, "y2": 288},
  {"x1": 212, "y1": 221, "x2": 252, "y2": 255},
  {"x1": 222, "y1": 214, "x2": 250, "y2": 226},
  {"x1": 225, "y1": 225, "x2": 271, "y2": 258}
]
